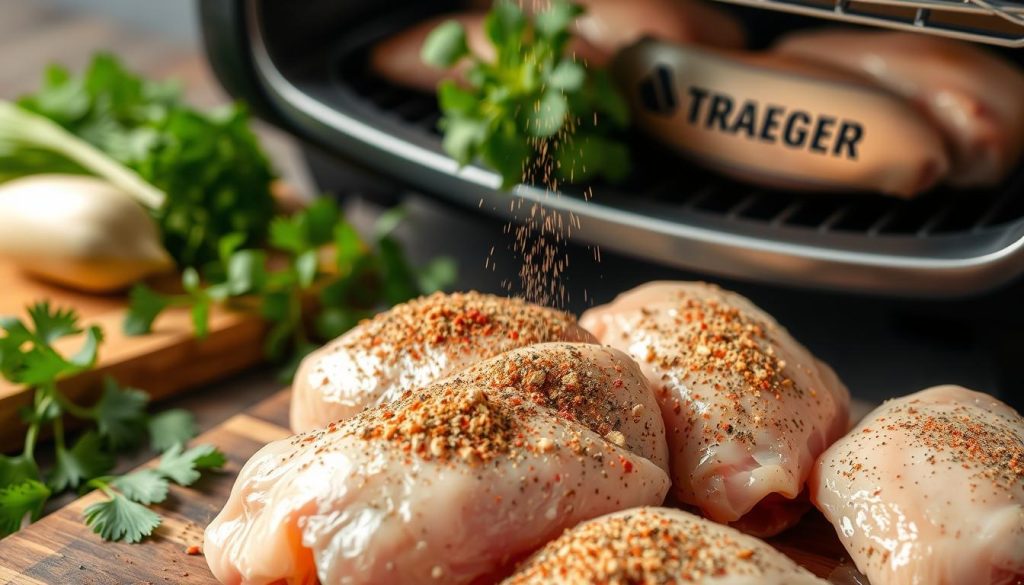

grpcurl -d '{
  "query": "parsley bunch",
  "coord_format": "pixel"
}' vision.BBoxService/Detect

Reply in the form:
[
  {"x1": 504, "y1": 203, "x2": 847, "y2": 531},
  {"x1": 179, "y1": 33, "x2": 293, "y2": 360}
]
[
  {"x1": 6, "y1": 54, "x2": 276, "y2": 267},
  {"x1": 422, "y1": 0, "x2": 630, "y2": 189},
  {"x1": 0, "y1": 303, "x2": 224, "y2": 541},
  {"x1": 125, "y1": 198, "x2": 456, "y2": 379}
]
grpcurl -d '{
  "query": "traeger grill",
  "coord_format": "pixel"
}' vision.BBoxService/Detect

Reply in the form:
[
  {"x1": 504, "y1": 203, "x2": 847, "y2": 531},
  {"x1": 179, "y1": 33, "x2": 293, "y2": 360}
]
[{"x1": 198, "y1": 0, "x2": 1024, "y2": 405}]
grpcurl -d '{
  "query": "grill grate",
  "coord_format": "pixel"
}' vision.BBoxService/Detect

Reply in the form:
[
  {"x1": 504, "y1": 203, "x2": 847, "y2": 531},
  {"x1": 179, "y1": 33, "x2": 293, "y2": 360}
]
[
  {"x1": 342, "y1": 59, "x2": 1024, "y2": 241},
  {"x1": 713, "y1": 0, "x2": 1024, "y2": 47}
]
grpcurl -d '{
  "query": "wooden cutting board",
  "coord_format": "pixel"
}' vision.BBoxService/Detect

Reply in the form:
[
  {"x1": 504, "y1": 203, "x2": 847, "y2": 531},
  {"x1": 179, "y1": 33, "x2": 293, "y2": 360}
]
[
  {"x1": 0, "y1": 388, "x2": 855, "y2": 584},
  {"x1": 0, "y1": 259, "x2": 267, "y2": 452}
]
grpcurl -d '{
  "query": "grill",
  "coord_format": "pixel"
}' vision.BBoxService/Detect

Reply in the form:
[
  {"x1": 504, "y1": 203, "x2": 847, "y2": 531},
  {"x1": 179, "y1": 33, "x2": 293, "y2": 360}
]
[
  {"x1": 202, "y1": 0, "x2": 1024, "y2": 297},
  {"x1": 713, "y1": 0, "x2": 1024, "y2": 48},
  {"x1": 346, "y1": 61, "x2": 1024, "y2": 238}
]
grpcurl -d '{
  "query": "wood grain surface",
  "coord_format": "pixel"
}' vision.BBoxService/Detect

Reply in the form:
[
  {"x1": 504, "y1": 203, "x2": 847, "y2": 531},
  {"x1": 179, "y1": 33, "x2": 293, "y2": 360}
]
[
  {"x1": 0, "y1": 390, "x2": 291, "y2": 585},
  {"x1": 0, "y1": 388, "x2": 855, "y2": 584},
  {"x1": 0, "y1": 260, "x2": 269, "y2": 452}
]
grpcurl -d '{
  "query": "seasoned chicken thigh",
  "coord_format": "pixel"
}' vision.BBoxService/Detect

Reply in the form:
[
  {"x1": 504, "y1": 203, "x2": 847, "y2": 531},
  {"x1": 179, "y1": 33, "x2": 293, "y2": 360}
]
[
  {"x1": 775, "y1": 30, "x2": 1024, "y2": 187},
  {"x1": 503, "y1": 507, "x2": 827, "y2": 584},
  {"x1": 207, "y1": 351, "x2": 670, "y2": 585},
  {"x1": 454, "y1": 342, "x2": 670, "y2": 472},
  {"x1": 580, "y1": 282, "x2": 849, "y2": 536},
  {"x1": 812, "y1": 385, "x2": 1024, "y2": 585},
  {"x1": 291, "y1": 291, "x2": 594, "y2": 432}
]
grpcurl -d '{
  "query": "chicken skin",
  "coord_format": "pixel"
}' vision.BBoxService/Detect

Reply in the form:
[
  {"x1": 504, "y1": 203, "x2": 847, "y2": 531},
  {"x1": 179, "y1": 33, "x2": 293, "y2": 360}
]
[
  {"x1": 775, "y1": 30, "x2": 1024, "y2": 187},
  {"x1": 207, "y1": 348, "x2": 670, "y2": 585},
  {"x1": 453, "y1": 342, "x2": 670, "y2": 472},
  {"x1": 503, "y1": 507, "x2": 827, "y2": 584},
  {"x1": 580, "y1": 282, "x2": 849, "y2": 536},
  {"x1": 812, "y1": 385, "x2": 1024, "y2": 585},
  {"x1": 290, "y1": 291, "x2": 594, "y2": 432}
]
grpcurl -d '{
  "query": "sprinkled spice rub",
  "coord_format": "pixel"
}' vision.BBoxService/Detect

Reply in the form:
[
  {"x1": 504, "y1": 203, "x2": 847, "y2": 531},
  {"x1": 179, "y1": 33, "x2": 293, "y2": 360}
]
[
  {"x1": 580, "y1": 282, "x2": 849, "y2": 536},
  {"x1": 811, "y1": 385, "x2": 1024, "y2": 585},
  {"x1": 205, "y1": 369, "x2": 670, "y2": 584},
  {"x1": 291, "y1": 291, "x2": 595, "y2": 432},
  {"x1": 502, "y1": 507, "x2": 826, "y2": 585},
  {"x1": 455, "y1": 342, "x2": 669, "y2": 470},
  {"x1": 354, "y1": 384, "x2": 518, "y2": 464}
]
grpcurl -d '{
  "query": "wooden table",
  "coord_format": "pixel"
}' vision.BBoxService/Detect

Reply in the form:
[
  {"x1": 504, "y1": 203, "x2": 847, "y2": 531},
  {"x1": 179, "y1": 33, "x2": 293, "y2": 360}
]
[{"x1": 0, "y1": 0, "x2": 306, "y2": 503}]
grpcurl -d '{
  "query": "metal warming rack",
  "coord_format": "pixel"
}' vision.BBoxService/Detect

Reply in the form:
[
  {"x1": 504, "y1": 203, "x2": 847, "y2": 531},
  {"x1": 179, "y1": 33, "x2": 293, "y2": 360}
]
[{"x1": 713, "y1": 0, "x2": 1024, "y2": 47}]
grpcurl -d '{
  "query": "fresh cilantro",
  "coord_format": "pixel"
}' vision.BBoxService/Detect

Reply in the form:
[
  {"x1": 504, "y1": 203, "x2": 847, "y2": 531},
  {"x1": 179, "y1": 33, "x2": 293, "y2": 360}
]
[
  {"x1": 27, "y1": 302, "x2": 80, "y2": 343},
  {"x1": 91, "y1": 377, "x2": 150, "y2": 450},
  {"x1": 0, "y1": 303, "x2": 217, "y2": 541},
  {"x1": 0, "y1": 455, "x2": 40, "y2": 489},
  {"x1": 83, "y1": 443, "x2": 226, "y2": 542},
  {"x1": 422, "y1": 0, "x2": 630, "y2": 189},
  {"x1": 122, "y1": 285, "x2": 170, "y2": 336},
  {"x1": 123, "y1": 198, "x2": 457, "y2": 380},
  {"x1": 83, "y1": 493, "x2": 162, "y2": 544},
  {"x1": 145, "y1": 409, "x2": 197, "y2": 453},
  {"x1": 0, "y1": 480, "x2": 50, "y2": 537},
  {"x1": 111, "y1": 470, "x2": 168, "y2": 505},
  {"x1": 156, "y1": 443, "x2": 226, "y2": 487},
  {"x1": 49, "y1": 432, "x2": 114, "y2": 492},
  {"x1": 7, "y1": 53, "x2": 276, "y2": 267},
  {"x1": 3, "y1": 302, "x2": 102, "y2": 386}
]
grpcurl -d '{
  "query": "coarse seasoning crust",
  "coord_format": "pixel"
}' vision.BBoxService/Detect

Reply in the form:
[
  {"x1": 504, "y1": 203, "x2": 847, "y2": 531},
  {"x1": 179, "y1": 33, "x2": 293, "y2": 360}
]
[
  {"x1": 342, "y1": 291, "x2": 580, "y2": 362},
  {"x1": 289, "y1": 380, "x2": 595, "y2": 469},
  {"x1": 633, "y1": 290, "x2": 806, "y2": 446},
  {"x1": 504, "y1": 508, "x2": 803, "y2": 584},
  {"x1": 842, "y1": 400, "x2": 1024, "y2": 494},
  {"x1": 457, "y1": 344, "x2": 636, "y2": 444},
  {"x1": 641, "y1": 294, "x2": 797, "y2": 402}
]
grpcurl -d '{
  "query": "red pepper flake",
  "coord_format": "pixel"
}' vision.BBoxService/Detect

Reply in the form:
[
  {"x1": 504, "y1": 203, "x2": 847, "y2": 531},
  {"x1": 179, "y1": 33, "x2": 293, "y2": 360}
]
[
  {"x1": 185, "y1": 545, "x2": 202, "y2": 556},
  {"x1": 620, "y1": 456, "x2": 634, "y2": 474}
]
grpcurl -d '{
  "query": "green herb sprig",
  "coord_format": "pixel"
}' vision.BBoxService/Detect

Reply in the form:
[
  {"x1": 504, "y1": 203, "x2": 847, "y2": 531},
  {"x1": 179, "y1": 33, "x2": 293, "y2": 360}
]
[
  {"x1": 0, "y1": 304, "x2": 223, "y2": 542},
  {"x1": 3, "y1": 54, "x2": 276, "y2": 268},
  {"x1": 421, "y1": 0, "x2": 630, "y2": 189},
  {"x1": 124, "y1": 198, "x2": 457, "y2": 379},
  {"x1": 84, "y1": 444, "x2": 226, "y2": 543}
]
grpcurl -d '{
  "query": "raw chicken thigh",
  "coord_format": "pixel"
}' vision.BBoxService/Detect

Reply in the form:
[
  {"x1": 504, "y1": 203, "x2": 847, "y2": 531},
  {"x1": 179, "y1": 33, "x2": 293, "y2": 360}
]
[
  {"x1": 580, "y1": 282, "x2": 849, "y2": 536},
  {"x1": 206, "y1": 347, "x2": 670, "y2": 585},
  {"x1": 290, "y1": 291, "x2": 594, "y2": 432},
  {"x1": 502, "y1": 507, "x2": 827, "y2": 584},
  {"x1": 454, "y1": 342, "x2": 670, "y2": 472},
  {"x1": 812, "y1": 385, "x2": 1024, "y2": 585},
  {"x1": 775, "y1": 30, "x2": 1024, "y2": 187}
]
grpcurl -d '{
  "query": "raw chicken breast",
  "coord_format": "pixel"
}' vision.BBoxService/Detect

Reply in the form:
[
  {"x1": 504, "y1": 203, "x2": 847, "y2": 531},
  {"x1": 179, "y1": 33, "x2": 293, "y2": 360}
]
[
  {"x1": 205, "y1": 379, "x2": 670, "y2": 584},
  {"x1": 775, "y1": 30, "x2": 1024, "y2": 187},
  {"x1": 290, "y1": 291, "x2": 594, "y2": 432},
  {"x1": 812, "y1": 385, "x2": 1024, "y2": 585},
  {"x1": 580, "y1": 282, "x2": 850, "y2": 536},
  {"x1": 454, "y1": 342, "x2": 670, "y2": 472},
  {"x1": 503, "y1": 507, "x2": 827, "y2": 584}
]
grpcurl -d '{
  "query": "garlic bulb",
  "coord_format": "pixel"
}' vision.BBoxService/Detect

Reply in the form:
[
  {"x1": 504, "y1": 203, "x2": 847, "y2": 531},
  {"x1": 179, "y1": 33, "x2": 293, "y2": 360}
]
[{"x1": 0, "y1": 174, "x2": 173, "y2": 292}]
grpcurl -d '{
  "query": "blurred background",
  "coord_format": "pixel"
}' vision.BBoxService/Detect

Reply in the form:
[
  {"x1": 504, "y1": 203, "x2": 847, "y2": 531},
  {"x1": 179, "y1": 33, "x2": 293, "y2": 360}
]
[
  {"x1": 4, "y1": 0, "x2": 1020, "y2": 408},
  {"x1": 3, "y1": 0, "x2": 314, "y2": 192}
]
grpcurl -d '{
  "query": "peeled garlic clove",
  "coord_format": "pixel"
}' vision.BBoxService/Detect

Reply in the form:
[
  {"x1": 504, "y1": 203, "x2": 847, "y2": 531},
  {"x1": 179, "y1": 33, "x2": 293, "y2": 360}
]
[{"x1": 0, "y1": 174, "x2": 173, "y2": 293}]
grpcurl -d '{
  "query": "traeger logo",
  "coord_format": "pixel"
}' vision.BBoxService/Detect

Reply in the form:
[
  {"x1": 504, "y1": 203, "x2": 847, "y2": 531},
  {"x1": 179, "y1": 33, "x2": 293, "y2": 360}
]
[
  {"x1": 636, "y1": 65, "x2": 864, "y2": 161},
  {"x1": 639, "y1": 65, "x2": 677, "y2": 116}
]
